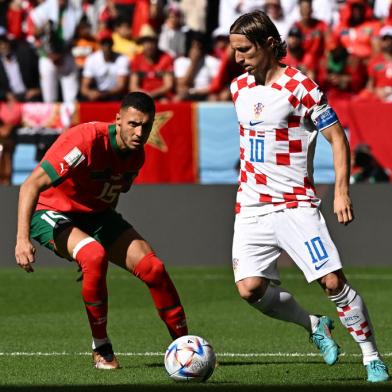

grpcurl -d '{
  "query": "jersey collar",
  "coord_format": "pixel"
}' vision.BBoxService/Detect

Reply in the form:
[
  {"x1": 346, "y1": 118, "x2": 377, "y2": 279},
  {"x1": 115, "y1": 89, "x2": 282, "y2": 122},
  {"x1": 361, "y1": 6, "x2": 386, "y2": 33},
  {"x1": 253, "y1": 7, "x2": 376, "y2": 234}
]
[{"x1": 109, "y1": 124, "x2": 123, "y2": 155}]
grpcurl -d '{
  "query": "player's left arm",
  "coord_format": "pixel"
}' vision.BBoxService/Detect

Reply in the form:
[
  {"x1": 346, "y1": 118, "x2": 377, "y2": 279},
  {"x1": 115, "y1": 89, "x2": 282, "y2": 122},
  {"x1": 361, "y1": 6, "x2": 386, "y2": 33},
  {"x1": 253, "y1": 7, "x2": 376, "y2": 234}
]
[{"x1": 322, "y1": 122, "x2": 354, "y2": 225}]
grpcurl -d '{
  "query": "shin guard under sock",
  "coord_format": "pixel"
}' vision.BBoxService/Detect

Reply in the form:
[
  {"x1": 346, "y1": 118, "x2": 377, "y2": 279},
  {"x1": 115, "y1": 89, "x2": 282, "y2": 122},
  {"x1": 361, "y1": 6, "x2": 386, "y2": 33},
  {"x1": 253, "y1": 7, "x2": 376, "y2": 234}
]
[{"x1": 133, "y1": 252, "x2": 188, "y2": 339}]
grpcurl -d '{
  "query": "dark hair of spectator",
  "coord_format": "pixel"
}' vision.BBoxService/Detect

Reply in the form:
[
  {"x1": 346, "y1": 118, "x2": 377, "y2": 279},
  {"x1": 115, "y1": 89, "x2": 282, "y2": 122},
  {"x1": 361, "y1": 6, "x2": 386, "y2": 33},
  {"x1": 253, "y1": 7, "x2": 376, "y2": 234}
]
[
  {"x1": 229, "y1": 11, "x2": 287, "y2": 61},
  {"x1": 185, "y1": 30, "x2": 210, "y2": 56},
  {"x1": 114, "y1": 16, "x2": 132, "y2": 29},
  {"x1": 120, "y1": 92, "x2": 156, "y2": 115}
]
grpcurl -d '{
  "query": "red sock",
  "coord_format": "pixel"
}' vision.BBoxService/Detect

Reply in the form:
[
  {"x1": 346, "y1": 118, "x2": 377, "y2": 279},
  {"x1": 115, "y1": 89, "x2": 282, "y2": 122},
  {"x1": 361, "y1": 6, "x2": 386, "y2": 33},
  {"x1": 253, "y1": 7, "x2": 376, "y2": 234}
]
[
  {"x1": 74, "y1": 239, "x2": 109, "y2": 340},
  {"x1": 133, "y1": 252, "x2": 188, "y2": 339}
]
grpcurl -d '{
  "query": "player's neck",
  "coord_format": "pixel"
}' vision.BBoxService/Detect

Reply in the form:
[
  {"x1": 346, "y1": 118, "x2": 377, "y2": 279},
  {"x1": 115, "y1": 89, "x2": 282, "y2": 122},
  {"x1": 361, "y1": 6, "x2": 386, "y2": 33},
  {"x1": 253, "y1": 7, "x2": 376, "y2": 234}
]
[{"x1": 254, "y1": 63, "x2": 286, "y2": 86}]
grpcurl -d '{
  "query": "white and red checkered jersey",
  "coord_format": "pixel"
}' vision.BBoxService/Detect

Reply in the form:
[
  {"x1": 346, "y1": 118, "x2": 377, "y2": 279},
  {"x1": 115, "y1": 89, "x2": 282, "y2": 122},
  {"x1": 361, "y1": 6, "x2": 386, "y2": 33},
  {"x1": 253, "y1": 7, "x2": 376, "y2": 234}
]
[{"x1": 231, "y1": 66, "x2": 338, "y2": 216}]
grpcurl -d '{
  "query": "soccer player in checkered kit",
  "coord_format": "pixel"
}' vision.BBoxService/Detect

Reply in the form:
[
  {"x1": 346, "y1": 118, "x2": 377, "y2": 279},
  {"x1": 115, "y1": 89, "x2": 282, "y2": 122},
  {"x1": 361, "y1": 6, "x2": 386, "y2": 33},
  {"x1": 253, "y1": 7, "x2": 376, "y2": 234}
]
[
  {"x1": 229, "y1": 11, "x2": 389, "y2": 382},
  {"x1": 15, "y1": 92, "x2": 188, "y2": 369}
]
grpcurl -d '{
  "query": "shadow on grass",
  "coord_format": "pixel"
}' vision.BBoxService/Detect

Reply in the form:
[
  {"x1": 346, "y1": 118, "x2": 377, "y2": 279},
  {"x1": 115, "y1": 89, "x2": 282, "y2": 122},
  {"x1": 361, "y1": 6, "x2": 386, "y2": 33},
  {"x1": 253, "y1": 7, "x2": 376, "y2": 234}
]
[{"x1": 1, "y1": 385, "x2": 391, "y2": 392}]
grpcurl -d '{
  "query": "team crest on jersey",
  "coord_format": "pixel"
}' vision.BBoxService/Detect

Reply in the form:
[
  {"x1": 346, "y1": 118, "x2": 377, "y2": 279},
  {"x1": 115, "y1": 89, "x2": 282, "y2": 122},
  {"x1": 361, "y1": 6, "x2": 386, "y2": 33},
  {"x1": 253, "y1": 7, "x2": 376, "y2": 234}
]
[{"x1": 253, "y1": 102, "x2": 264, "y2": 119}]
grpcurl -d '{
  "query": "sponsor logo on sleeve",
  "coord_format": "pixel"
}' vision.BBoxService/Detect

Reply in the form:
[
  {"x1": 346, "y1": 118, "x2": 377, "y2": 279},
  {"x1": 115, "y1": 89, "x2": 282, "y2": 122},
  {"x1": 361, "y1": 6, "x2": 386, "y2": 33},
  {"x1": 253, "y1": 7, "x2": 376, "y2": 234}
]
[{"x1": 63, "y1": 147, "x2": 85, "y2": 168}]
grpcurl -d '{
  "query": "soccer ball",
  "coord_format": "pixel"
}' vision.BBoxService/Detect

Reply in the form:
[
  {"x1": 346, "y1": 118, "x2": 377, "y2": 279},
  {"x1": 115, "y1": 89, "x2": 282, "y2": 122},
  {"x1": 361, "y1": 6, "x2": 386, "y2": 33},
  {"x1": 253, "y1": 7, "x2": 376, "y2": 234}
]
[{"x1": 164, "y1": 335, "x2": 216, "y2": 382}]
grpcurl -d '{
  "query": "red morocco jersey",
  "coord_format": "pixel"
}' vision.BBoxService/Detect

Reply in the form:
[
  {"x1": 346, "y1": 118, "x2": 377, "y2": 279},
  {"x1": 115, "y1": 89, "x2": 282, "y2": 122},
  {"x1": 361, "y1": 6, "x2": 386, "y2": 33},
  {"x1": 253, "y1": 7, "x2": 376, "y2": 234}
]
[
  {"x1": 230, "y1": 66, "x2": 337, "y2": 216},
  {"x1": 36, "y1": 122, "x2": 144, "y2": 213}
]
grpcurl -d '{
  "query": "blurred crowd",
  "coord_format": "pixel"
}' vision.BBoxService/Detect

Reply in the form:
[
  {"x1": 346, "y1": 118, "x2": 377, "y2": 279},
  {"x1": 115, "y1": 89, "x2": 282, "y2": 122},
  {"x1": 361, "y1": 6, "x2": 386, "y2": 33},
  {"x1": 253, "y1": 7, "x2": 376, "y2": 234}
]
[
  {"x1": 0, "y1": 0, "x2": 391, "y2": 105},
  {"x1": 0, "y1": 0, "x2": 391, "y2": 184}
]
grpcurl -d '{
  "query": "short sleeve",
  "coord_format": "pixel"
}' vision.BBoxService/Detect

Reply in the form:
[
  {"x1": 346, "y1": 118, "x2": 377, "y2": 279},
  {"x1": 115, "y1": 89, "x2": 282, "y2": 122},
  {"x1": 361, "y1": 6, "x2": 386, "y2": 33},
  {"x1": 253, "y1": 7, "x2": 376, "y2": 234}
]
[
  {"x1": 307, "y1": 89, "x2": 339, "y2": 132},
  {"x1": 116, "y1": 55, "x2": 130, "y2": 76},
  {"x1": 174, "y1": 57, "x2": 189, "y2": 78},
  {"x1": 83, "y1": 54, "x2": 95, "y2": 78},
  {"x1": 40, "y1": 124, "x2": 91, "y2": 185}
]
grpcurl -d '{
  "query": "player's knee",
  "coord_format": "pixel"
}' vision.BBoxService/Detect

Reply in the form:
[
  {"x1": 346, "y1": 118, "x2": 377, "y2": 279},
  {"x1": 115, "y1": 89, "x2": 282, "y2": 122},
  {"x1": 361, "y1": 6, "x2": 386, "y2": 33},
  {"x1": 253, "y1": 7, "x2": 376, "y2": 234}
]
[
  {"x1": 237, "y1": 278, "x2": 268, "y2": 303},
  {"x1": 133, "y1": 253, "x2": 166, "y2": 287},
  {"x1": 319, "y1": 270, "x2": 346, "y2": 295},
  {"x1": 75, "y1": 240, "x2": 108, "y2": 277}
]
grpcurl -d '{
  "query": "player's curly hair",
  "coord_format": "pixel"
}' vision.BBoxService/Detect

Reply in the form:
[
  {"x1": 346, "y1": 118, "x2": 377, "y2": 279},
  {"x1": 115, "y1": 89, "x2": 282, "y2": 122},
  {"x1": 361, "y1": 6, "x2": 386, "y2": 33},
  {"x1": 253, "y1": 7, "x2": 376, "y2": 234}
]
[
  {"x1": 230, "y1": 11, "x2": 287, "y2": 61},
  {"x1": 120, "y1": 92, "x2": 155, "y2": 115}
]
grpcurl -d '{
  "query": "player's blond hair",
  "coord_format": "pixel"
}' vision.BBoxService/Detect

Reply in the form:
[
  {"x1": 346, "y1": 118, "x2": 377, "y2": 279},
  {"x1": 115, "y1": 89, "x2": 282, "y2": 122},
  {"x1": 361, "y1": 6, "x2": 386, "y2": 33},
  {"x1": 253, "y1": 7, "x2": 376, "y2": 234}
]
[{"x1": 230, "y1": 11, "x2": 287, "y2": 61}]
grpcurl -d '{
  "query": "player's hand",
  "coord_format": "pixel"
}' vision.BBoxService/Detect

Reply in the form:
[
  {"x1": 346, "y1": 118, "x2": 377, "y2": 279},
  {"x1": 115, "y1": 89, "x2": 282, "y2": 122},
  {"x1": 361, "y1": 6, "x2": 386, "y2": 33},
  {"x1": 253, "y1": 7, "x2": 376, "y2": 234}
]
[
  {"x1": 334, "y1": 194, "x2": 354, "y2": 225},
  {"x1": 15, "y1": 239, "x2": 36, "y2": 272}
]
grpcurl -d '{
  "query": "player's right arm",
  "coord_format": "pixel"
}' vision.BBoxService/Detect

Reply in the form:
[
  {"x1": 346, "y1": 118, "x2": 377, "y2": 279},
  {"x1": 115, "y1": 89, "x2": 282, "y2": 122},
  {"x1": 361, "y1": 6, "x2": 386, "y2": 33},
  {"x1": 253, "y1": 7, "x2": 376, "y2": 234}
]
[{"x1": 15, "y1": 167, "x2": 52, "y2": 272}]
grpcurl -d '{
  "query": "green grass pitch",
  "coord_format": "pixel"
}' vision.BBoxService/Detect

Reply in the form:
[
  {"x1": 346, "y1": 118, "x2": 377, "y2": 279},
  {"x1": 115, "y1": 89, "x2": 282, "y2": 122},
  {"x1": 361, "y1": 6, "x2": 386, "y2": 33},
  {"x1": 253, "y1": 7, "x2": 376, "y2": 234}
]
[{"x1": 0, "y1": 265, "x2": 391, "y2": 392}]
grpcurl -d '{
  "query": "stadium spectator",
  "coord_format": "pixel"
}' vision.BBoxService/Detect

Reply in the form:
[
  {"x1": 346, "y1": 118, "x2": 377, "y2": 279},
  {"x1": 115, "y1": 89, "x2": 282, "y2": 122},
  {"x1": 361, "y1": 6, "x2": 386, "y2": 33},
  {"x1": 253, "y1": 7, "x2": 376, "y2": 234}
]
[
  {"x1": 208, "y1": 45, "x2": 243, "y2": 101},
  {"x1": 0, "y1": 100, "x2": 21, "y2": 185},
  {"x1": 6, "y1": 0, "x2": 31, "y2": 40},
  {"x1": 30, "y1": 0, "x2": 83, "y2": 103},
  {"x1": 81, "y1": 30, "x2": 129, "y2": 101},
  {"x1": 211, "y1": 26, "x2": 230, "y2": 61},
  {"x1": 358, "y1": 25, "x2": 392, "y2": 102},
  {"x1": 112, "y1": 16, "x2": 141, "y2": 60},
  {"x1": 282, "y1": 26, "x2": 316, "y2": 79},
  {"x1": 174, "y1": 31, "x2": 221, "y2": 101},
  {"x1": 229, "y1": 10, "x2": 389, "y2": 383},
  {"x1": 217, "y1": 0, "x2": 264, "y2": 36},
  {"x1": 288, "y1": 0, "x2": 339, "y2": 27},
  {"x1": 332, "y1": 0, "x2": 381, "y2": 61},
  {"x1": 15, "y1": 92, "x2": 188, "y2": 369},
  {"x1": 350, "y1": 144, "x2": 390, "y2": 184},
  {"x1": 318, "y1": 39, "x2": 368, "y2": 100},
  {"x1": 179, "y1": 0, "x2": 208, "y2": 33},
  {"x1": 292, "y1": 0, "x2": 328, "y2": 70},
  {"x1": 158, "y1": 3, "x2": 186, "y2": 59},
  {"x1": 130, "y1": 24, "x2": 174, "y2": 101},
  {"x1": 71, "y1": 18, "x2": 99, "y2": 73},
  {"x1": 0, "y1": 31, "x2": 41, "y2": 102},
  {"x1": 97, "y1": 0, "x2": 119, "y2": 32},
  {"x1": 264, "y1": 0, "x2": 291, "y2": 40}
]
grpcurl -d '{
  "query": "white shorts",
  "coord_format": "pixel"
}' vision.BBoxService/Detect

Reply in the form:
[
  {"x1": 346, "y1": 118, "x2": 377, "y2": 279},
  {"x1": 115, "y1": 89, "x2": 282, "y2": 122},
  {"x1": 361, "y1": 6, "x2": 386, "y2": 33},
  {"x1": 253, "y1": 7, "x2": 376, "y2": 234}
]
[{"x1": 232, "y1": 208, "x2": 342, "y2": 284}]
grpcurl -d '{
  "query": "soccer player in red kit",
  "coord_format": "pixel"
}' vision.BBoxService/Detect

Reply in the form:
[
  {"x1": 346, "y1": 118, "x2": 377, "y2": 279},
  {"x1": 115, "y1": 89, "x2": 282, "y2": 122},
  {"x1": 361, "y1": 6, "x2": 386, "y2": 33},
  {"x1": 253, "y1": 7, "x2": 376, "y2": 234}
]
[{"x1": 15, "y1": 92, "x2": 188, "y2": 369}]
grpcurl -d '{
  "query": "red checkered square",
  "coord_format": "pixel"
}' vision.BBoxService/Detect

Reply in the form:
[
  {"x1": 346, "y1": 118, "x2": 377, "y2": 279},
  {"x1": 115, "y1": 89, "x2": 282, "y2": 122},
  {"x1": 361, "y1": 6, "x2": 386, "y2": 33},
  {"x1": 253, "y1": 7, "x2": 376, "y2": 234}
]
[
  {"x1": 240, "y1": 126, "x2": 245, "y2": 136},
  {"x1": 301, "y1": 77, "x2": 317, "y2": 92},
  {"x1": 293, "y1": 186, "x2": 307, "y2": 195},
  {"x1": 255, "y1": 173, "x2": 267, "y2": 184},
  {"x1": 302, "y1": 93, "x2": 317, "y2": 109},
  {"x1": 289, "y1": 139, "x2": 302, "y2": 153},
  {"x1": 232, "y1": 91, "x2": 239, "y2": 103},
  {"x1": 283, "y1": 193, "x2": 298, "y2": 201},
  {"x1": 276, "y1": 128, "x2": 289, "y2": 141},
  {"x1": 240, "y1": 147, "x2": 245, "y2": 160},
  {"x1": 271, "y1": 82, "x2": 282, "y2": 90},
  {"x1": 288, "y1": 116, "x2": 301, "y2": 128},
  {"x1": 237, "y1": 77, "x2": 248, "y2": 90},
  {"x1": 240, "y1": 170, "x2": 247, "y2": 182},
  {"x1": 249, "y1": 130, "x2": 256, "y2": 137},
  {"x1": 235, "y1": 202, "x2": 241, "y2": 213},
  {"x1": 286, "y1": 201, "x2": 299, "y2": 209},
  {"x1": 259, "y1": 194, "x2": 272, "y2": 203},
  {"x1": 245, "y1": 161, "x2": 255, "y2": 173},
  {"x1": 288, "y1": 94, "x2": 300, "y2": 108},
  {"x1": 285, "y1": 78, "x2": 300, "y2": 93},
  {"x1": 276, "y1": 153, "x2": 290, "y2": 165},
  {"x1": 285, "y1": 67, "x2": 298, "y2": 78}
]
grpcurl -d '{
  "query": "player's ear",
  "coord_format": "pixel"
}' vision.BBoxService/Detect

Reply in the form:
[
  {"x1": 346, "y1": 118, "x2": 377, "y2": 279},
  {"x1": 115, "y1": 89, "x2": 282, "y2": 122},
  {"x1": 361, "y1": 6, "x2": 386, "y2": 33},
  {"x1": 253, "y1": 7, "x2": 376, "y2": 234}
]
[
  {"x1": 115, "y1": 112, "x2": 121, "y2": 124},
  {"x1": 266, "y1": 36, "x2": 275, "y2": 49}
]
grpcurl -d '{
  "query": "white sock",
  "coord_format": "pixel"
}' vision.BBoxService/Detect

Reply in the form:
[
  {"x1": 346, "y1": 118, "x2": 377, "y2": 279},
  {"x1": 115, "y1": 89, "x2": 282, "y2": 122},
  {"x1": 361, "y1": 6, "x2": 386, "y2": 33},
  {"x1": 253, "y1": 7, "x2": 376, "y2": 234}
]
[
  {"x1": 92, "y1": 337, "x2": 111, "y2": 350},
  {"x1": 251, "y1": 285, "x2": 313, "y2": 332},
  {"x1": 329, "y1": 283, "x2": 380, "y2": 365}
]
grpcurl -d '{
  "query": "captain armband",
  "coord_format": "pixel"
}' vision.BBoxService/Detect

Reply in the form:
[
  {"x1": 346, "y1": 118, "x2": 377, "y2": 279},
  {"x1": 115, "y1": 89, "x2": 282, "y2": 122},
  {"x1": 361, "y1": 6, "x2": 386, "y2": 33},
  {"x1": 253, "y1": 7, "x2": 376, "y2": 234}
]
[{"x1": 313, "y1": 108, "x2": 338, "y2": 132}]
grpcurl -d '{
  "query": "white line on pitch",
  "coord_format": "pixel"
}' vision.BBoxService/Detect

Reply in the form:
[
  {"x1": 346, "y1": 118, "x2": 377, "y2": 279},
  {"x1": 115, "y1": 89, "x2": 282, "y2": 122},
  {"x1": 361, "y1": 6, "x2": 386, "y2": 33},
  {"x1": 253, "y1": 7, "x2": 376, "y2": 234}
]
[{"x1": 1, "y1": 352, "x2": 392, "y2": 357}]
